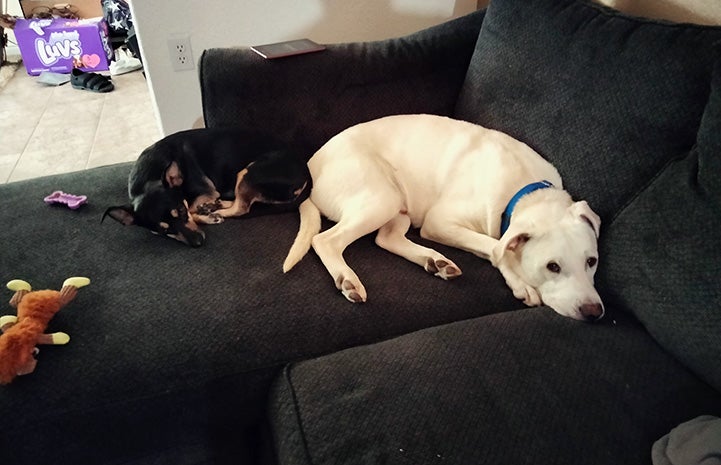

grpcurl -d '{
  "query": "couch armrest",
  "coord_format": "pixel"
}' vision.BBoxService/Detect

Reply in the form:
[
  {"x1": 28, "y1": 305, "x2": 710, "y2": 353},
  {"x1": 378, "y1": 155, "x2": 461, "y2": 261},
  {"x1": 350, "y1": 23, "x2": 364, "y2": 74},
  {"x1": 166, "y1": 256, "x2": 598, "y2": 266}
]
[{"x1": 199, "y1": 9, "x2": 485, "y2": 154}]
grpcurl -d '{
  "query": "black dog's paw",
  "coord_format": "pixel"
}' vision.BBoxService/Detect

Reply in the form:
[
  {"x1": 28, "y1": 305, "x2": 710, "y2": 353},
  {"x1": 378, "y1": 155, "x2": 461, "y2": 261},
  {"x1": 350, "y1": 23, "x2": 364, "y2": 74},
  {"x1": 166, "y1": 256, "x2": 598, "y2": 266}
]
[
  {"x1": 207, "y1": 213, "x2": 224, "y2": 224},
  {"x1": 196, "y1": 200, "x2": 221, "y2": 216}
]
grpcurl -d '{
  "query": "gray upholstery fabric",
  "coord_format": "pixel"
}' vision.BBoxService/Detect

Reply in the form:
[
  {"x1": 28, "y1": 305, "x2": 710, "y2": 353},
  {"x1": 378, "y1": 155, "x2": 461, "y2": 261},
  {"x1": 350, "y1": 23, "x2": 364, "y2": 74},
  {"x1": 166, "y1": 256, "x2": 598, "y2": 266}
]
[
  {"x1": 270, "y1": 310, "x2": 721, "y2": 465},
  {"x1": 599, "y1": 61, "x2": 721, "y2": 392},
  {"x1": 652, "y1": 416, "x2": 721, "y2": 465},
  {"x1": 0, "y1": 162, "x2": 520, "y2": 463}
]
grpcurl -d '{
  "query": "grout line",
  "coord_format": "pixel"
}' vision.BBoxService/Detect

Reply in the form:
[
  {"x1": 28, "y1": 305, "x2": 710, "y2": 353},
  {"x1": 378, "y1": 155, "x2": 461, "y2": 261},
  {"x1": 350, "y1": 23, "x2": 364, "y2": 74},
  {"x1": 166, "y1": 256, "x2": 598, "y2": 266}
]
[
  {"x1": 86, "y1": 92, "x2": 107, "y2": 170},
  {"x1": 6, "y1": 155, "x2": 21, "y2": 185},
  {"x1": 8, "y1": 88, "x2": 54, "y2": 184}
]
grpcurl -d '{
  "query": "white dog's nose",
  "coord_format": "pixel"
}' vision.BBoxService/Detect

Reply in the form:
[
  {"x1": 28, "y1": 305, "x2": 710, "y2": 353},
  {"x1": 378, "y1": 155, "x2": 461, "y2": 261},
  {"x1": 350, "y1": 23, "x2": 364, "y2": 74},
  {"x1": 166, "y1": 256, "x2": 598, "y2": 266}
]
[{"x1": 580, "y1": 303, "x2": 604, "y2": 322}]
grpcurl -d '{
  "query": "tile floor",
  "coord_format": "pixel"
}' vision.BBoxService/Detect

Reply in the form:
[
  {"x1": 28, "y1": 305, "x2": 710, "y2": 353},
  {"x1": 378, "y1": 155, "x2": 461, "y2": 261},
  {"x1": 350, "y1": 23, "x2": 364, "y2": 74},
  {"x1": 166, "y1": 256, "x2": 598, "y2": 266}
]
[{"x1": 0, "y1": 63, "x2": 161, "y2": 183}]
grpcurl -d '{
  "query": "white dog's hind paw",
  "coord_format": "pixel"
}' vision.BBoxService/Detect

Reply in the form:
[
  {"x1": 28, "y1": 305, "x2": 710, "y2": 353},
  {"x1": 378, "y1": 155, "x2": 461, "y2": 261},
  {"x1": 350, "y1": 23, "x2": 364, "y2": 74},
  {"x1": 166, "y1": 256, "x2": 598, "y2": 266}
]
[
  {"x1": 425, "y1": 258, "x2": 462, "y2": 280},
  {"x1": 513, "y1": 285, "x2": 541, "y2": 307},
  {"x1": 335, "y1": 275, "x2": 367, "y2": 303}
]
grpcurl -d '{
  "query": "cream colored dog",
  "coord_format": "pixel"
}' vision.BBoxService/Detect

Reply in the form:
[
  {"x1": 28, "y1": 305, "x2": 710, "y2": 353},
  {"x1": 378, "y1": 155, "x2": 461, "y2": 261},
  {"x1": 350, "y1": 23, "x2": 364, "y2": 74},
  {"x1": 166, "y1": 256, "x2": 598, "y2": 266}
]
[{"x1": 283, "y1": 114, "x2": 604, "y2": 321}]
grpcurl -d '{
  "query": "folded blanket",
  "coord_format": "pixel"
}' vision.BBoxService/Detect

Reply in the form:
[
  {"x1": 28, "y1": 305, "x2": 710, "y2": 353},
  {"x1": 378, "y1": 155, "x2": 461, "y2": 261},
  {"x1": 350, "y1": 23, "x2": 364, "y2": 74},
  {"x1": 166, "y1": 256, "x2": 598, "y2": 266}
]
[{"x1": 653, "y1": 416, "x2": 721, "y2": 465}]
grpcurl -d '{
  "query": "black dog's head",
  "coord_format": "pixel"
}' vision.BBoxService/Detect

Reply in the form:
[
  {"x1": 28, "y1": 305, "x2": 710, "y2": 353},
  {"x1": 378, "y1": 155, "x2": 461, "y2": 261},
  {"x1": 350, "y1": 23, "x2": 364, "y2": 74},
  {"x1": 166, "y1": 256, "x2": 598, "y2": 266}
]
[{"x1": 104, "y1": 182, "x2": 206, "y2": 247}]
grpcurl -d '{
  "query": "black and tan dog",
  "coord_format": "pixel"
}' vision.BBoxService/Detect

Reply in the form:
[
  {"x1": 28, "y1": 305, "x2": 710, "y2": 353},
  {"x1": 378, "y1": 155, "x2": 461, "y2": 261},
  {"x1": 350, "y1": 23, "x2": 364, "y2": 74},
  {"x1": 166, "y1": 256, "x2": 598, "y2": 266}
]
[{"x1": 104, "y1": 128, "x2": 311, "y2": 247}]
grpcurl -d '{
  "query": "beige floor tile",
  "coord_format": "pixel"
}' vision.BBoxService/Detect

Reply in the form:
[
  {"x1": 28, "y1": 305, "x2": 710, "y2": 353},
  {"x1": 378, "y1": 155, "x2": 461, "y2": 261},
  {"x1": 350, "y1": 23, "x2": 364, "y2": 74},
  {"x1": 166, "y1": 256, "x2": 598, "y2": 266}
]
[
  {"x1": 1, "y1": 65, "x2": 161, "y2": 184},
  {"x1": 0, "y1": 122, "x2": 35, "y2": 157},
  {"x1": 88, "y1": 79, "x2": 160, "y2": 168},
  {"x1": 1, "y1": 70, "x2": 55, "y2": 107},
  {"x1": 40, "y1": 93, "x2": 105, "y2": 124},
  {"x1": 49, "y1": 83, "x2": 107, "y2": 105},
  {"x1": 8, "y1": 148, "x2": 89, "y2": 182},
  {"x1": 11, "y1": 114, "x2": 100, "y2": 182},
  {"x1": 23, "y1": 119, "x2": 97, "y2": 155},
  {"x1": 87, "y1": 128, "x2": 157, "y2": 169},
  {"x1": 0, "y1": 74, "x2": 52, "y2": 156},
  {"x1": 0, "y1": 154, "x2": 21, "y2": 183}
]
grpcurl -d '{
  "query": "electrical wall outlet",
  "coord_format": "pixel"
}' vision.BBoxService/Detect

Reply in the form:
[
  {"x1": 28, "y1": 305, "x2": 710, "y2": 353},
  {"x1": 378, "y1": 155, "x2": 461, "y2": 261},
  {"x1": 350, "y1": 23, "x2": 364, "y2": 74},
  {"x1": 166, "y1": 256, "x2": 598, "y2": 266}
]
[{"x1": 167, "y1": 35, "x2": 194, "y2": 71}]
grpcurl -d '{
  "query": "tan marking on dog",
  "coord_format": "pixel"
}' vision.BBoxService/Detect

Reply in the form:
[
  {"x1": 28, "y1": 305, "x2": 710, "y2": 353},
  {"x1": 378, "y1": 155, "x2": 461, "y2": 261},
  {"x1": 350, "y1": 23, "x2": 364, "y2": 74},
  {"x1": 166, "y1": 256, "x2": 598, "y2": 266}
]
[{"x1": 212, "y1": 169, "x2": 254, "y2": 218}]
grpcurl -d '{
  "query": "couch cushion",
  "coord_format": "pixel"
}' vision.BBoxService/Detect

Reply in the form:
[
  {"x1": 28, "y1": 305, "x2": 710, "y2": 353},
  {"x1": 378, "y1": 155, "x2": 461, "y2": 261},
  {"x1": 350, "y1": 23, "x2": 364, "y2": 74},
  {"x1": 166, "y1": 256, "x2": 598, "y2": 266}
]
[
  {"x1": 0, "y1": 164, "x2": 523, "y2": 465},
  {"x1": 269, "y1": 309, "x2": 721, "y2": 465},
  {"x1": 454, "y1": 0, "x2": 721, "y2": 221},
  {"x1": 597, "y1": 61, "x2": 721, "y2": 392}
]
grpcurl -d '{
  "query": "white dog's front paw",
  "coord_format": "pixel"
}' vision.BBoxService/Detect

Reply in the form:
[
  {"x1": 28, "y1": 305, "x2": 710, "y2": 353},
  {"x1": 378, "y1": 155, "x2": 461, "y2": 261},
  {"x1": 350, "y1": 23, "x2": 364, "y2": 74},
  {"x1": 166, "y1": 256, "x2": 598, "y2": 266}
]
[
  {"x1": 335, "y1": 274, "x2": 367, "y2": 303},
  {"x1": 512, "y1": 284, "x2": 541, "y2": 307},
  {"x1": 424, "y1": 257, "x2": 462, "y2": 280}
]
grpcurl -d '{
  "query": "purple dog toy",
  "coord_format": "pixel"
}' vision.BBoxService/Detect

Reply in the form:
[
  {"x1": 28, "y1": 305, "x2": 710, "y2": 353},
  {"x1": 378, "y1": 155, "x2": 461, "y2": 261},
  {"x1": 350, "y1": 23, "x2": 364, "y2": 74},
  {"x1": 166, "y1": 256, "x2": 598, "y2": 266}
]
[{"x1": 44, "y1": 191, "x2": 88, "y2": 210}]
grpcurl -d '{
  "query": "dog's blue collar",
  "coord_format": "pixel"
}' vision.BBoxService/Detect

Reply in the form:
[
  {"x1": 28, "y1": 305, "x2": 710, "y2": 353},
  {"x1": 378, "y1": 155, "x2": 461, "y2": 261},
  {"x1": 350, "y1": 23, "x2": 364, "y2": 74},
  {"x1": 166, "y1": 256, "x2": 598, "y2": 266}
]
[{"x1": 500, "y1": 180, "x2": 554, "y2": 236}]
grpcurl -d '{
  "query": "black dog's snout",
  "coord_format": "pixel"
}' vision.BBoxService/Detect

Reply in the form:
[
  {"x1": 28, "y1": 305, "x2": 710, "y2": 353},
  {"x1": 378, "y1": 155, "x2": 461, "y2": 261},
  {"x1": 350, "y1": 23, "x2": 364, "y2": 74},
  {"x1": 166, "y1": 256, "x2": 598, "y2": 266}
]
[
  {"x1": 180, "y1": 228, "x2": 206, "y2": 247},
  {"x1": 580, "y1": 303, "x2": 604, "y2": 322},
  {"x1": 187, "y1": 232, "x2": 205, "y2": 247}
]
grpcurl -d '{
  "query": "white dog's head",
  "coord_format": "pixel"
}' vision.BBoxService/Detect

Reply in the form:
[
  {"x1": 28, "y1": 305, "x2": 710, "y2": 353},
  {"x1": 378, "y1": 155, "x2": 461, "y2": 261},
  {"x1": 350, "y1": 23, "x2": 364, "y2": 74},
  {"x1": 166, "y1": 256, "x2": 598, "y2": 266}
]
[{"x1": 493, "y1": 201, "x2": 604, "y2": 322}]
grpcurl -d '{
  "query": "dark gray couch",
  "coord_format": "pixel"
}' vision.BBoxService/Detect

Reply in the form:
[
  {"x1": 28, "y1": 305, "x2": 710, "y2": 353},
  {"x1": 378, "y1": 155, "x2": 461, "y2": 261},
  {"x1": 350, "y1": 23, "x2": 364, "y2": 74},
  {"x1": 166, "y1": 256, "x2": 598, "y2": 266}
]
[{"x1": 1, "y1": 0, "x2": 720, "y2": 463}]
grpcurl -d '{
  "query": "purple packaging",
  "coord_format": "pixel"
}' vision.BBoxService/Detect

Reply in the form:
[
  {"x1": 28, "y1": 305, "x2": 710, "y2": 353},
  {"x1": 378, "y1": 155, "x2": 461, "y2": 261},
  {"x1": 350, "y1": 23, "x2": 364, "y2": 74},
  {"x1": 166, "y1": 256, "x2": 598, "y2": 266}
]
[{"x1": 15, "y1": 17, "x2": 113, "y2": 76}]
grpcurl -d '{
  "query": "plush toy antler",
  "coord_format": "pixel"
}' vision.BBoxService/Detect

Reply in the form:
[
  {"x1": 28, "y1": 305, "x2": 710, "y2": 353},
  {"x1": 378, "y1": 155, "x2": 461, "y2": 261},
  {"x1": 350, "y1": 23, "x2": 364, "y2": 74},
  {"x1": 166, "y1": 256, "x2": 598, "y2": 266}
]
[{"x1": 0, "y1": 277, "x2": 89, "y2": 385}]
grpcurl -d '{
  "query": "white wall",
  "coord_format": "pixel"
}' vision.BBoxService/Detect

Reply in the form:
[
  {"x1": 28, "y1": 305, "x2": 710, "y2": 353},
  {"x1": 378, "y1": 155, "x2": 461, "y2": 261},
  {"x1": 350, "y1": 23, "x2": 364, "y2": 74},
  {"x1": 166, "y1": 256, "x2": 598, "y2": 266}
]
[
  {"x1": 597, "y1": 0, "x2": 721, "y2": 25},
  {"x1": 129, "y1": 0, "x2": 478, "y2": 136}
]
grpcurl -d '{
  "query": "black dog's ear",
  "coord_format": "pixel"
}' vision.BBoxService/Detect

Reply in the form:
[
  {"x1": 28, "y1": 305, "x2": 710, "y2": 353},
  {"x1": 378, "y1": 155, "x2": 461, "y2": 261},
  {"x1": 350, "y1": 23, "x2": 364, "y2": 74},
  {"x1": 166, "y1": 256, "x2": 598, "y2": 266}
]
[
  {"x1": 103, "y1": 206, "x2": 136, "y2": 226},
  {"x1": 163, "y1": 161, "x2": 184, "y2": 188}
]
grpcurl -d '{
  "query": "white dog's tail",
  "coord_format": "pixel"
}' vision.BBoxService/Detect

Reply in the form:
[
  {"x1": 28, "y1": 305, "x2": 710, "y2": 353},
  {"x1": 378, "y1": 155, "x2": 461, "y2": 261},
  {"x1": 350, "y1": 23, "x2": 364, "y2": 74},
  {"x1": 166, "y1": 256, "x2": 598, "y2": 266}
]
[{"x1": 283, "y1": 198, "x2": 321, "y2": 273}]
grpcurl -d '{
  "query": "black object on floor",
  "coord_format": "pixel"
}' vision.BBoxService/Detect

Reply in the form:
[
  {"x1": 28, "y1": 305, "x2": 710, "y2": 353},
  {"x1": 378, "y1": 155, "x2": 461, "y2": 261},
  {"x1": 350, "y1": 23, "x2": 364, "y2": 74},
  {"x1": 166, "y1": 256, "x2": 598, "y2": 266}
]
[{"x1": 70, "y1": 68, "x2": 114, "y2": 93}]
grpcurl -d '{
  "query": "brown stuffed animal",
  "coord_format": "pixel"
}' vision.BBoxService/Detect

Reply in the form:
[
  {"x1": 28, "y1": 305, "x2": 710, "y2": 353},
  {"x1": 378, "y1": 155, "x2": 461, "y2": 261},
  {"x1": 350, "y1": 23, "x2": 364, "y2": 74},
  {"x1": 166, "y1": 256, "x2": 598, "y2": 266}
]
[{"x1": 0, "y1": 277, "x2": 89, "y2": 385}]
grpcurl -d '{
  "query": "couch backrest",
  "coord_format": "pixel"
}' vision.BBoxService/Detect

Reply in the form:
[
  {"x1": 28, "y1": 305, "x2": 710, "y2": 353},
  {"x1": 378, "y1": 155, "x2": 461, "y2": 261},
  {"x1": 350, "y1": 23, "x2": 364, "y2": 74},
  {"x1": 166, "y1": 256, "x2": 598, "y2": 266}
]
[
  {"x1": 455, "y1": 0, "x2": 720, "y2": 221},
  {"x1": 454, "y1": 0, "x2": 721, "y2": 391},
  {"x1": 200, "y1": 11, "x2": 485, "y2": 156}
]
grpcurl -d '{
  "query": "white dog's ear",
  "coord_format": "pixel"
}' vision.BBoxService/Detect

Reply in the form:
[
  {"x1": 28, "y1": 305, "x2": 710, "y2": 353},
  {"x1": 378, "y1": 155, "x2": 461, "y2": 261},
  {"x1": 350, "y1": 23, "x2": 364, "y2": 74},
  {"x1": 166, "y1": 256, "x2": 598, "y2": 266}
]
[
  {"x1": 492, "y1": 228, "x2": 531, "y2": 266},
  {"x1": 568, "y1": 201, "x2": 601, "y2": 238}
]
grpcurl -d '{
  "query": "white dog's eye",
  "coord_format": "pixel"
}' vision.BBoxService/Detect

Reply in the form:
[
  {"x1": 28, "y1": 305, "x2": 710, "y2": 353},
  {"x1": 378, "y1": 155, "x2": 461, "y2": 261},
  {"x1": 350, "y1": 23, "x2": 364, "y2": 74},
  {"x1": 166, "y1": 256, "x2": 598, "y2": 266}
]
[
  {"x1": 587, "y1": 257, "x2": 598, "y2": 268},
  {"x1": 546, "y1": 262, "x2": 561, "y2": 273}
]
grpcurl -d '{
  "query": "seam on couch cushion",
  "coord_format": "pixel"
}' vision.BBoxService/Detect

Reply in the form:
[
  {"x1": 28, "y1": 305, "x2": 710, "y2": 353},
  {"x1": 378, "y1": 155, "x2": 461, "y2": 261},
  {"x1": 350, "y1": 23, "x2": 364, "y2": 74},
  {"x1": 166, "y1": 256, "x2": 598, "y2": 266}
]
[
  {"x1": 604, "y1": 148, "x2": 688, "y2": 228},
  {"x1": 283, "y1": 364, "x2": 316, "y2": 465}
]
